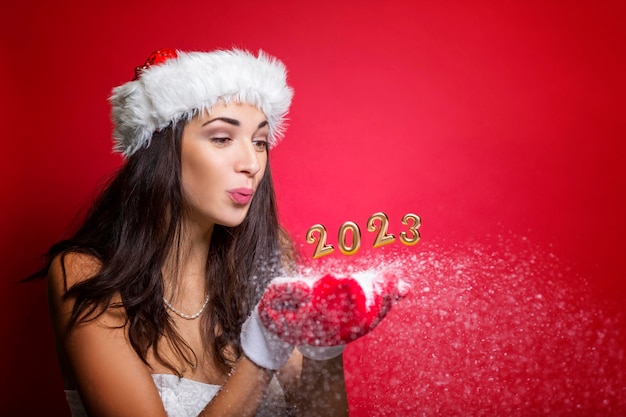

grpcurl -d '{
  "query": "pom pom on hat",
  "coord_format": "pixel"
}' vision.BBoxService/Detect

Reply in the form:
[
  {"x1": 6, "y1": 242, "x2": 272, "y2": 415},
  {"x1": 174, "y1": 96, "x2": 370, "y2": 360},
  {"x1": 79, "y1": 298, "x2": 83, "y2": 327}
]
[{"x1": 110, "y1": 48, "x2": 293, "y2": 157}]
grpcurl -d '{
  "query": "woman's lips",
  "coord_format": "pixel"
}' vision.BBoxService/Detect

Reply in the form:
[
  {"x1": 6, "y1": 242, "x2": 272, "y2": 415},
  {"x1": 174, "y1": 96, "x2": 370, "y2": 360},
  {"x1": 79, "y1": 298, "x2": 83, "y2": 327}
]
[{"x1": 227, "y1": 188, "x2": 254, "y2": 204}]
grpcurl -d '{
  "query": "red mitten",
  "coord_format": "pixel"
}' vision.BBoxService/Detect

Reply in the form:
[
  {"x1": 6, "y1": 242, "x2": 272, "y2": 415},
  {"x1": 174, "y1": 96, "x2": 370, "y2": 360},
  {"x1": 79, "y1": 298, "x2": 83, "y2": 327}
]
[{"x1": 258, "y1": 271, "x2": 409, "y2": 350}]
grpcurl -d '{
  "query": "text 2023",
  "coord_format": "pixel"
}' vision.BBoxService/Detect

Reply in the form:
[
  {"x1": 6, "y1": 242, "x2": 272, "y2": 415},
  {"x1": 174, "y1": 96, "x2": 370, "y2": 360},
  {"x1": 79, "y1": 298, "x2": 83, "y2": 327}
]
[{"x1": 306, "y1": 212, "x2": 421, "y2": 259}]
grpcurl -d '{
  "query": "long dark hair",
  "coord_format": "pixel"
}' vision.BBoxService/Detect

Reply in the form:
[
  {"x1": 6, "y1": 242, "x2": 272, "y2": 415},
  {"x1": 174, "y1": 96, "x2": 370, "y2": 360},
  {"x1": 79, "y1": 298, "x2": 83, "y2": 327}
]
[{"x1": 28, "y1": 119, "x2": 292, "y2": 375}]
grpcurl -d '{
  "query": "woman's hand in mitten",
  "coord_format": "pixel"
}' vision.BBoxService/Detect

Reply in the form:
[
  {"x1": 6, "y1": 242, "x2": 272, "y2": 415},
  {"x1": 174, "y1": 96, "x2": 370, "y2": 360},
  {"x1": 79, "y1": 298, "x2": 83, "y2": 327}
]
[{"x1": 257, "y1": 271, "x2": 409, "y2": 359}]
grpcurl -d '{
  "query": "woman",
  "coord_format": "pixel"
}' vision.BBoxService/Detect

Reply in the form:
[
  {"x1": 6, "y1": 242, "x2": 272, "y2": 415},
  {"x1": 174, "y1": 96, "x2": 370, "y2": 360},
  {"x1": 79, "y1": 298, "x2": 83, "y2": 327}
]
[{"x1": 30, "y1": 48, "x2": 402, "y2": 417}]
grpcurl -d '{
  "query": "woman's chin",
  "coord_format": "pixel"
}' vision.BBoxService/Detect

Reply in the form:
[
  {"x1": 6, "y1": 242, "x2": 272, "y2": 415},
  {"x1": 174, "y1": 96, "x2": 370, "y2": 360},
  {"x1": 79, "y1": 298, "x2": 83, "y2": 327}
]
[{"x1": 217, "y1": 213, "x2": 249, "y2": 228}]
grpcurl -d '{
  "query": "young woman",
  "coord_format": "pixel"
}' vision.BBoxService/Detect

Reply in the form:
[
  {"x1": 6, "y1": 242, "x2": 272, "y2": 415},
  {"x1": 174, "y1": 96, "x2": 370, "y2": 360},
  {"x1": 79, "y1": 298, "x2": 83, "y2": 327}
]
[{"x1": 30, "y1": 48, "x2": 404, "y2": 417}]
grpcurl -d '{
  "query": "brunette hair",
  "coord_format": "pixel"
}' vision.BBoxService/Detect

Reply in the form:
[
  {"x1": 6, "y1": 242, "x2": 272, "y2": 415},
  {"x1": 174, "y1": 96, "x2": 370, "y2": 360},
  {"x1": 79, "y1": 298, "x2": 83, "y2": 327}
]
[{"x1": 28, "y1": 119, "x2": 293, "y2": 375}]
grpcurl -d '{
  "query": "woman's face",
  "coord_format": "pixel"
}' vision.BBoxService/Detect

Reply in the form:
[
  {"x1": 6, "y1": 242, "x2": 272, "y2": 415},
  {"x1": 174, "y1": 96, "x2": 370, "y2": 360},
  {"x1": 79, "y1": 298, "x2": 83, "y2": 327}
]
[{"x1": 181, "y1": 101, "x2": 269, "y2": 230}]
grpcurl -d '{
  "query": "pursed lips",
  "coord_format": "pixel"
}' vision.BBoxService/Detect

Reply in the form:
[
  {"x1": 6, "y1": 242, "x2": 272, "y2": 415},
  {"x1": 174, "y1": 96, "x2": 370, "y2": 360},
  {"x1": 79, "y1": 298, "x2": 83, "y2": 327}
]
[{"x1": 227, "y1": 188, "x2": 254, "y2": 204}]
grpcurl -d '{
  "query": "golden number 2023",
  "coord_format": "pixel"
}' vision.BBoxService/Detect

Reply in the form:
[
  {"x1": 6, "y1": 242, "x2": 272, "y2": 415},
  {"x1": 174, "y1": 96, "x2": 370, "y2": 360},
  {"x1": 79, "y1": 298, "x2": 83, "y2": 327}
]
[{"x1": 306, "y1": 212, "x2": 421, "y2": 259}]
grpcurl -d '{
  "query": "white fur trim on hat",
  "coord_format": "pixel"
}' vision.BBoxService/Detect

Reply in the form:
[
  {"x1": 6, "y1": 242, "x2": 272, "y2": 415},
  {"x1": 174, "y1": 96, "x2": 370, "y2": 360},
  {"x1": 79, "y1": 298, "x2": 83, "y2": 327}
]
[{"x1": 110, "y1": 49, "x2": 293, "y2": 157}]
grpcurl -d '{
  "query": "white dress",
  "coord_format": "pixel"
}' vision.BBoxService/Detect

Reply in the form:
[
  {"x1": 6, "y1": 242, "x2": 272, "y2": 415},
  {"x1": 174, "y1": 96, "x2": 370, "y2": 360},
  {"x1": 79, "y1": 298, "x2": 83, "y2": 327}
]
[{"x1": 64, "y1": 374, "x2": 286, "y2": 417}]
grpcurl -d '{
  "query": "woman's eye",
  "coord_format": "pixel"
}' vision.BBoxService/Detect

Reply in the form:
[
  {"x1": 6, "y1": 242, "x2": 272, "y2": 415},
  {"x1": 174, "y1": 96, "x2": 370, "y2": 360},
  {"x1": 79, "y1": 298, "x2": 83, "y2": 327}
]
[
  {"x1": 210, "y1": 137, "x2": 231, "y2": 146},
  {"x1": 253, "y1": 140, "x2": 268, "y2": 151}
]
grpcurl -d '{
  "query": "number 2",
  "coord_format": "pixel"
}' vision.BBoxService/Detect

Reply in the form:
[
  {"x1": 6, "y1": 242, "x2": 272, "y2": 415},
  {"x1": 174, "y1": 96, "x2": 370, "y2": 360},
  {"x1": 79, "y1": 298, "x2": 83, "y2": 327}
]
[
  {"x1": 367, "y1": 212, "x2": 396, "y2": 248},
  {"x1": 306, "y1": 224, "x2": 335, "y2": 259}
]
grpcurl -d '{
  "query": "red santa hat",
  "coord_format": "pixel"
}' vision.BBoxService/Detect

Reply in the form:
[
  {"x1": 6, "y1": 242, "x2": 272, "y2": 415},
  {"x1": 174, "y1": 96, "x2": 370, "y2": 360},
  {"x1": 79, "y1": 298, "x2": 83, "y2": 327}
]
[{"x1": 110, "y1": 48, "x2": 293, "y2": 157}]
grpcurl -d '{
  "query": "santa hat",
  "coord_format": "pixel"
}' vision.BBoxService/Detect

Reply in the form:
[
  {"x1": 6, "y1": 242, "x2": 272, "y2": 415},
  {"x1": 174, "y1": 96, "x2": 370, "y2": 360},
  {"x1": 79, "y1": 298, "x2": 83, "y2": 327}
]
[{"x1": 110, "y1": 48, "x2": 293, "y2": 157}]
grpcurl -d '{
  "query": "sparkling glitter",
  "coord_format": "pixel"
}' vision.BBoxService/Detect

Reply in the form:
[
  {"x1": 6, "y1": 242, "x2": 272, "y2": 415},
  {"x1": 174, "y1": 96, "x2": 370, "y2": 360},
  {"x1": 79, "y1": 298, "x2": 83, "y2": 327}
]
[{"x1": 298, "y1": 234, "x2": 626, "y2": 416}]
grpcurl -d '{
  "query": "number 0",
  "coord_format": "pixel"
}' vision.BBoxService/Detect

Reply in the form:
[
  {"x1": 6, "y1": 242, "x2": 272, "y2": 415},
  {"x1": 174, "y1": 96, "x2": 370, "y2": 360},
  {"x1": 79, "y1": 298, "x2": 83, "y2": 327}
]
[{"x1": 338, "y1": 221, "x2": 361, "y2": 256}]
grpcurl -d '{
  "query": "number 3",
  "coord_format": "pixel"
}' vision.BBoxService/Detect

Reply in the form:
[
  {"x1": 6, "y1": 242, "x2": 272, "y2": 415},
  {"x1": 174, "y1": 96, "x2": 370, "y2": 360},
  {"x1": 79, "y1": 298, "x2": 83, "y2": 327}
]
[{"x1": 399, "y1": 213, "x2": 421, "y2": 246}]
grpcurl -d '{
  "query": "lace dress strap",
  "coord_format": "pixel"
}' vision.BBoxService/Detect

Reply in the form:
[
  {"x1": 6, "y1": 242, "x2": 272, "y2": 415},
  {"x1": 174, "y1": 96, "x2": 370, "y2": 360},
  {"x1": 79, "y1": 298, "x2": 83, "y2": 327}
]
[{"x1": 64, "y1": 375, "x2": 286, "y2": 417}]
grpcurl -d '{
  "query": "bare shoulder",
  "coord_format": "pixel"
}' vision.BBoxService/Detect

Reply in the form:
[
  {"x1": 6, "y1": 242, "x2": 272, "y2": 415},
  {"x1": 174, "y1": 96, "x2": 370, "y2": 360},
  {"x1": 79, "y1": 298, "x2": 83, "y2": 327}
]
[
  {"x1": 47, "y1": 251, "x2": 125, "y2": 335},
  {"x1": 46, "y1": 252, "x2": 167, "y2": 415},
  {"x1": 48, "y1": 251, "x2": 102, "y2": 293}
]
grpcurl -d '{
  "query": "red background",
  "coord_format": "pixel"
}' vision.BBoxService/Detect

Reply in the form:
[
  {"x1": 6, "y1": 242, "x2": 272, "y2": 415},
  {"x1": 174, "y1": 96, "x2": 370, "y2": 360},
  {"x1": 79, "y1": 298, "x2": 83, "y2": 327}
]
[{"x1": 2, "y1": 1, "x2": 625, "y2": 415}]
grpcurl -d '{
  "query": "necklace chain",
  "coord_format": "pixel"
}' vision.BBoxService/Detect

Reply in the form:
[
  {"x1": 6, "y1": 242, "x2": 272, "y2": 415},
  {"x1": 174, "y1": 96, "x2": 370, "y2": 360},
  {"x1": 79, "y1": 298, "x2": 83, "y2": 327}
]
[{"x1": 163, "y1": 294, "x2": 210, "y2": 320}]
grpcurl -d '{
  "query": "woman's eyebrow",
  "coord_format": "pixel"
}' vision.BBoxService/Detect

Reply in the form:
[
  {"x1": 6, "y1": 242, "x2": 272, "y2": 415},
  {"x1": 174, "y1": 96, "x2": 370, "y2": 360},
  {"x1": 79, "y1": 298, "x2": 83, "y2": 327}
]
[
  {"x1": 203, "y1": 117, "x2": 240, "y2": 126},
  {"x1": 202, "y1": 118, "x2": 268, "y2": 129}
]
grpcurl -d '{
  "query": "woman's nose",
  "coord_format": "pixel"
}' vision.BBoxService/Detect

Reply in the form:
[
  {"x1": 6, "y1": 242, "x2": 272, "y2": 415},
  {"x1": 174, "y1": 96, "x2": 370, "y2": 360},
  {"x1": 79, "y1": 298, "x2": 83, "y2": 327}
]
[{"x1": 234, "y1": 141, "x2": 261, "y2": 176}]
